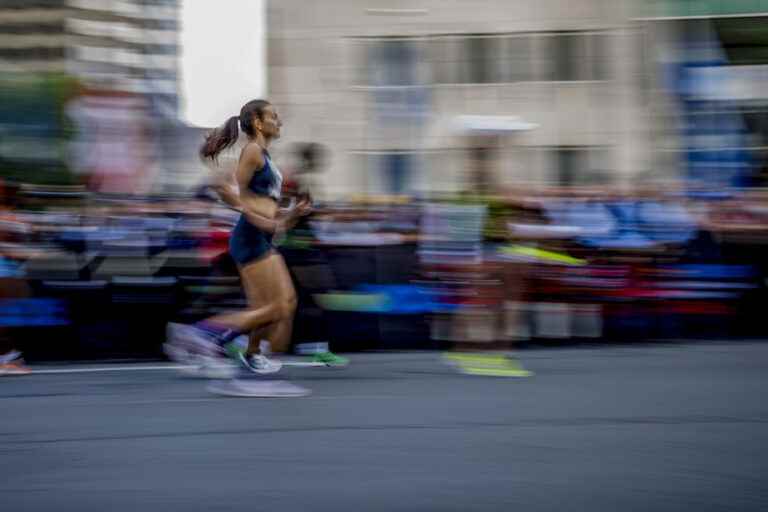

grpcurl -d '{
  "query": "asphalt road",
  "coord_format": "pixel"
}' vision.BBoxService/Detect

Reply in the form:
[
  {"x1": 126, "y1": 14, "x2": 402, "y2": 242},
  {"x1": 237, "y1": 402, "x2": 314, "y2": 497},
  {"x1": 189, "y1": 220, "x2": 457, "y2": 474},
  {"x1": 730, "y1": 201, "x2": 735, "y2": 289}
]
[{"x1": 2, "y1": 342, "x2": 768, "y2": 511}]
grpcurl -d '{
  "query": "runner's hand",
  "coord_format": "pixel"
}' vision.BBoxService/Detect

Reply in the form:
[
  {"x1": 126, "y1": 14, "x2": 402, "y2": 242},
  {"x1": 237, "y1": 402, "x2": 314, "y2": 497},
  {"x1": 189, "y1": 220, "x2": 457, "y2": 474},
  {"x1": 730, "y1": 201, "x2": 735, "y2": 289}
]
[{"x1": 294, "y1": 198, "x2": 312, "y2": 217}]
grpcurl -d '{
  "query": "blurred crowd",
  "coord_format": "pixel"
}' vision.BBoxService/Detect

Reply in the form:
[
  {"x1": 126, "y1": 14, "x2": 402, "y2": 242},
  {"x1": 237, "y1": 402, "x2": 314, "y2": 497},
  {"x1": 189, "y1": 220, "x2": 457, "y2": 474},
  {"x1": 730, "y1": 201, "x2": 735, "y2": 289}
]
[{"x1": 1, "y1": 175, "x2": 767, "y2": 365}]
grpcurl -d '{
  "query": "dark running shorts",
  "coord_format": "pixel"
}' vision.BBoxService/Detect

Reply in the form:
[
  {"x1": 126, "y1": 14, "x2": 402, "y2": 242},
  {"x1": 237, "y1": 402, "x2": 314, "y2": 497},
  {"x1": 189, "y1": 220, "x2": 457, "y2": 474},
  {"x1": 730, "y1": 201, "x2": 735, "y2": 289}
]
[{"x1": 229, "y1": 215, "x2": 275, "y2": 266}]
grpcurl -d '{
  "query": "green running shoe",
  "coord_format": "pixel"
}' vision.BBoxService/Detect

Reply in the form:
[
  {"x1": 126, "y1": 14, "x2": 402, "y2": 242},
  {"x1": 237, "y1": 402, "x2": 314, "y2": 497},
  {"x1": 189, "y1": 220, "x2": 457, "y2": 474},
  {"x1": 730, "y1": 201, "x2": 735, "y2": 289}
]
[
  {"x1": 310, "y1": 351, "x2": 350, "y2": 368},
  {"x1": 223, "y1": 339, "x2": 246, "y2": 360}
]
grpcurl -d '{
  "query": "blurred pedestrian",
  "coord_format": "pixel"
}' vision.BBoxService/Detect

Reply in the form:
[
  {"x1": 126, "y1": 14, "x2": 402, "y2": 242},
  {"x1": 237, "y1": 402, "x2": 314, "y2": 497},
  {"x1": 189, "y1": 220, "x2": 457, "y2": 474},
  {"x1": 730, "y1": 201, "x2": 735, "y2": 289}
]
[{"x1": 0, "y1": 180, "x2": 30, "y2": 375}]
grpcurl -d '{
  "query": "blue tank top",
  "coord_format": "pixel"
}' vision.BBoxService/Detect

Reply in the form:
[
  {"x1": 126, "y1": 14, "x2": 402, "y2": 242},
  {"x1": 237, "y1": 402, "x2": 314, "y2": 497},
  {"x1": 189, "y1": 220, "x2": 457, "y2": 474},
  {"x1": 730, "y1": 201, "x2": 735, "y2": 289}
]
[{"x1": 247, "y1": 150, "x2": 283, "y2": 201}]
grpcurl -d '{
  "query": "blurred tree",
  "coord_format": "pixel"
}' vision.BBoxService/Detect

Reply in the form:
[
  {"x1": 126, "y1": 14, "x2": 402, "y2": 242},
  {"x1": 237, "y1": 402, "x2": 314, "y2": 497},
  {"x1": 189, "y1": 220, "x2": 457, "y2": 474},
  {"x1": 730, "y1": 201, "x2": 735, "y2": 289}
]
[{"x1": 0, "y1": 72, "x2": 80, "y2": 186}]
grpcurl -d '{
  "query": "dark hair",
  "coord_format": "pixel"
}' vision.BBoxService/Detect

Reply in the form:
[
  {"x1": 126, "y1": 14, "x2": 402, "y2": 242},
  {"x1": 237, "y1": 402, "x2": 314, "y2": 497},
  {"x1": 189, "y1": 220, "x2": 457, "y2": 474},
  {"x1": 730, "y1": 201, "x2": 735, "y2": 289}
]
[{"x1": 200, "y1": 99, "x2": 271, "y2": 160}]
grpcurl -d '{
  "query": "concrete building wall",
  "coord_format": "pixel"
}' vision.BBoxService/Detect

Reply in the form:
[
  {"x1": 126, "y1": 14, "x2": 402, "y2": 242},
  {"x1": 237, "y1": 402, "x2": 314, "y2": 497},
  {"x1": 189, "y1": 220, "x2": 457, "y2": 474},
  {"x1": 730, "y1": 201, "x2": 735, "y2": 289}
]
[{"x1": 266, "y1": 0, "x2": 654, "y2": 199}]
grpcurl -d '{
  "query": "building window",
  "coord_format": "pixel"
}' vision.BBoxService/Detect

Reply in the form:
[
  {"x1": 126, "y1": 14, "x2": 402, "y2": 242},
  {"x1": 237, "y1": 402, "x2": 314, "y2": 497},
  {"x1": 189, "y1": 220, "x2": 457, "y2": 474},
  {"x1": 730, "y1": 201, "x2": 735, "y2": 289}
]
[
  {"x1": 428, "y1": 34, "x2": 532, "y2": 85},
  {"x1": 355, "y1": 31, "x2": 605, "y2": 87},
  {"x1": 553, "y1": 34, "x2": 582, "y2": 81},
  {"x1": 0, "y1": 23, "x2": 64, "y2": 35},
  {"x1": 369, "y1": 39, "x2": 418, "y2": 86},
  {"x1": 463, "y1": 36, "x2": 496, "y2": 84},
  {"x1": 383, "y1": 152, "x2": 412, "y2": 195},
  {"x1": 140, "y1": 44, "x2": 179, "y2": 56},
  {"x1": 500, "y1": 35, "x2": 533, "y2": 82},
  {"x1": 0, "y1": 0, "x2": 65, "y2": 7},
  {"x1": 428, "y1": 36, "x2": 460, "y2": 84},
  {"x1": 145, "y1": 19, "x2": 179, "y2": 31},
  {"x1": 556, "y1": 147, "x2": 581, "y2": 185},
  {"x1": 554, "y1": 147, "x2": 610, "y2": 185},
  {"x1": 546, "y1": 32, "x2": 610, "y2": 81},
  {"x1": 589, "y1": 32, "x2": 610, "y2": 81},
  {"x1": 359, "y1": 152, "x2": 415, "y2": 195},
  {"x1": 0, "y1": 47, "x2": 65, "y2": 60}
]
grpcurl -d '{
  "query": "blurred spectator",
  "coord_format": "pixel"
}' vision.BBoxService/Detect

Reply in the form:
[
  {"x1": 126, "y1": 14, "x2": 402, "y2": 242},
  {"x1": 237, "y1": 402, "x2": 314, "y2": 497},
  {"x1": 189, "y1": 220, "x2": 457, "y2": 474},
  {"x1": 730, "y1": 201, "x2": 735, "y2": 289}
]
[{"x1": 0, "y1": 179, "x2": 30, "y2": 374}]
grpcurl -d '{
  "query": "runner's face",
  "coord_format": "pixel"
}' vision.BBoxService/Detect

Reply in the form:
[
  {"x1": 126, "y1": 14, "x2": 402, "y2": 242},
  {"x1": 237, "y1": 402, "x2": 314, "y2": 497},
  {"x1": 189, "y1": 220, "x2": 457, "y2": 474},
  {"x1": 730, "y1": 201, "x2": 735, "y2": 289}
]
[{"x1": 258, "y1": 105, "x2": 282, "y2": 140}]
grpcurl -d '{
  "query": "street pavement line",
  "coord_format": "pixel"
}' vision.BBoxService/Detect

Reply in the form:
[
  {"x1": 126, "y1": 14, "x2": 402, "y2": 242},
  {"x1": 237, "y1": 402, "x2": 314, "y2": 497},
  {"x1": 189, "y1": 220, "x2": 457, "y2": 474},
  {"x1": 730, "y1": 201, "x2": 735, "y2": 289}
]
[
  {"x1": 31, "y1": 364, "x2": 193, "y2": 374},
  {"x1": 30, "y1": 360, "x2": 328, "y2": 375}
]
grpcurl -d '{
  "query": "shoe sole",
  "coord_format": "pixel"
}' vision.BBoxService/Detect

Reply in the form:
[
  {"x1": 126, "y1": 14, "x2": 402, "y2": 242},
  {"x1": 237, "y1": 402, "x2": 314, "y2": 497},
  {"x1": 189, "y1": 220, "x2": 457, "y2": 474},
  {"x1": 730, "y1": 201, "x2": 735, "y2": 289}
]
[
  {"x1": 177, "y1": 362, "x2": 237, "y2": 380},
  {"x1": 207, "y1": 381, "x2": 311, "y2": 398}
]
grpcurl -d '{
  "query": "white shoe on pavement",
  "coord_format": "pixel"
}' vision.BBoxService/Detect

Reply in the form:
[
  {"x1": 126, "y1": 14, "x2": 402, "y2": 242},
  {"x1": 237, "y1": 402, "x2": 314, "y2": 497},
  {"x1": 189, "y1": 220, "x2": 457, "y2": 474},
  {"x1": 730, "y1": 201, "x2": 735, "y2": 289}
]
[{"x1": 207, "y1": 379, "x2": 311, "y2": 398}]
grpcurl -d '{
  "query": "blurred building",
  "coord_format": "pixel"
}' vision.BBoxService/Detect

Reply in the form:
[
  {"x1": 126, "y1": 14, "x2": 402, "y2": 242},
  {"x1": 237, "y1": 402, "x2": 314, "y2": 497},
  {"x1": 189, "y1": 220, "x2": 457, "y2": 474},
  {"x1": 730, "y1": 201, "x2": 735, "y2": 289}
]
[
  {"x1": 0, "y1": 0, "x2": 180, "y2": 118},
  {"x1": 0, "y1": 0, "x2": 187, "y2": 193},
  {"x1": 65, "y1": 0, "x2": 179, "y2": 120},
  {"x1": 65, "y1": 0, "x2": 186, "y2": 195},
  {"x1": 266, "y1": 0, "x2": 654, "y2": 199},
  {"x1": 638, "y1": 1, "x2": 768, "y2": 191},
  {"x1": 0, "y1": 0, "x2": 68, "y2": 73}
]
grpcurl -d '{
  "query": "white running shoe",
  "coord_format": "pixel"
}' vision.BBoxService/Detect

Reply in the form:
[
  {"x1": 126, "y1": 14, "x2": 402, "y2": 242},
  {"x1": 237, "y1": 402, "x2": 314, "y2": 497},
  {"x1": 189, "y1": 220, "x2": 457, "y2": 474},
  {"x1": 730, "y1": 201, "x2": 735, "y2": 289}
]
[
  {"x1": 165, "y1": 322, "x2": 221, "y2": 362},
  {"x1": 176, "y1": 354, "x2": 237, "y2": 379},
  {"x1": 235, "y1": 353, "x2": 283, "y2": 375},
  {"x1": 163, "y1": 340, "x2": 193, "y2": 364},
  {"x1": 207, "y1": 379, "x2": 311, "y2": 398}
]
